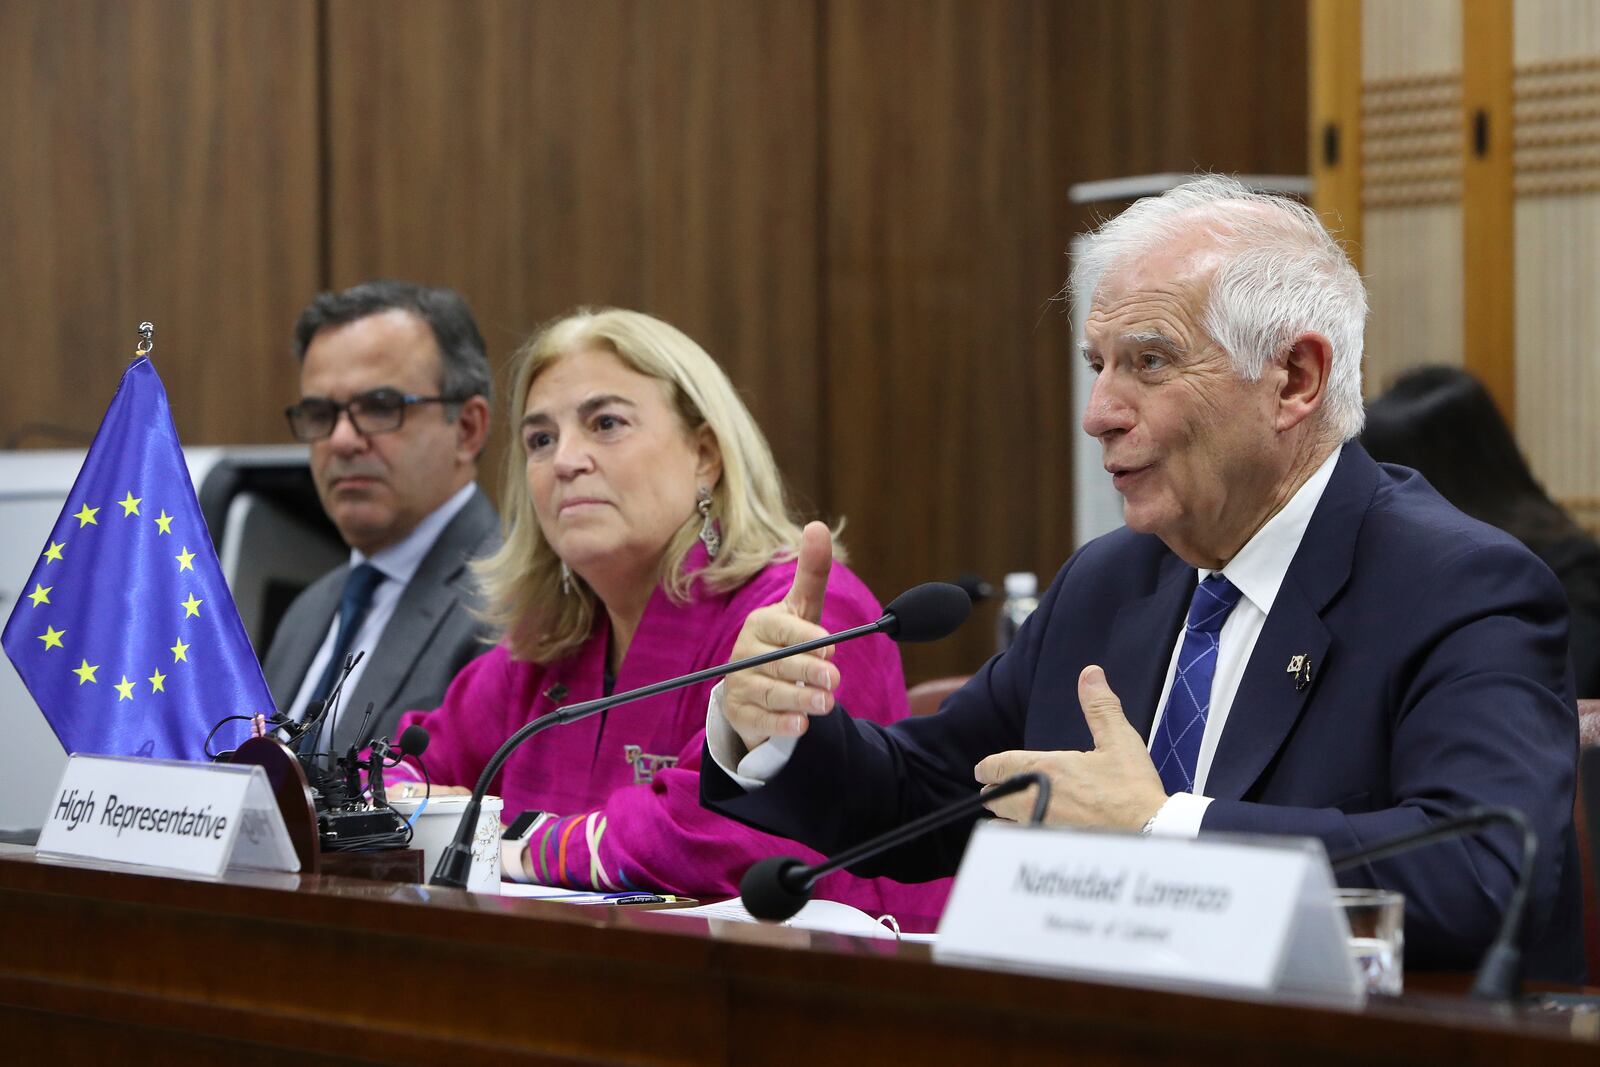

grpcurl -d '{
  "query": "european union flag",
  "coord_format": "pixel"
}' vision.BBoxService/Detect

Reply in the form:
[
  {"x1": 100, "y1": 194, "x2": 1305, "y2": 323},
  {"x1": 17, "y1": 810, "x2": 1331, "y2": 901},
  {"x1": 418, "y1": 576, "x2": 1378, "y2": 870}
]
[{"x1": 2, "y1": 357, "x2": 274, "y2": 761}]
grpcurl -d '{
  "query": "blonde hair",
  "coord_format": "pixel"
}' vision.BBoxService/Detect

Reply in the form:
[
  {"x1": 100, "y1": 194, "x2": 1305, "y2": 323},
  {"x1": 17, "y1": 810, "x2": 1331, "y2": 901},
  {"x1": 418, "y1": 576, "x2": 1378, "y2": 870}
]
[{"x1": 476, "y1": 307, "x2": 843, "y2": 662}]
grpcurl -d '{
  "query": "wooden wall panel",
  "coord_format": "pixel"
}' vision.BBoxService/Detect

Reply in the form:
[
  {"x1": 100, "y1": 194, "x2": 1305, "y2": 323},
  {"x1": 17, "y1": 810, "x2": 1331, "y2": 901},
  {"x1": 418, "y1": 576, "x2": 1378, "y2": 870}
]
[
  {"x1": 825, "y1": 0, "x2": 1308, "y2": 680},
  {"x1": 823, "y1": 0, "x2": 1077, "y2": 680},
  {"x1": 3, "y1": 1, "x2": 1310, "y2": 682},
  {"x1": 0, "y1": 0, "x2": 320, "y2": 446},
  {"x1": 322, "y1": 0, "x2": 822, "y2": 508},
  {"x1": 1065, "y1": 0, "x2": 1310, "y2": 183},
  {"x1": 1310, "y1": 0, "x2": 1364, "y2": 266}
]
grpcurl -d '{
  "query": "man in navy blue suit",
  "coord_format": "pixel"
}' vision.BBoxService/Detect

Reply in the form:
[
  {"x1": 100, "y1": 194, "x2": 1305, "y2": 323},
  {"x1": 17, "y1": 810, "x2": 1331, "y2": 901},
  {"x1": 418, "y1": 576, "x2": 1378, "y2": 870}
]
[{"x1": 702, "y1": 175, "x2": 1584, "y2": 981}]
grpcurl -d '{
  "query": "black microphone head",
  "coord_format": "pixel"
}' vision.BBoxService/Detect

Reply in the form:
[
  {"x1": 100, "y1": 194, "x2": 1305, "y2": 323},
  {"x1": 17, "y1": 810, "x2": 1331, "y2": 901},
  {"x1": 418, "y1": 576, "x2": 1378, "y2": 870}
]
[
  {"x1": 740, "y1": 856, "x2": 812, "y2": 922},
  {"x1": 881, "y1": 582, "x2": 971, "y2": 643},
  {"x1": 397, "y1": 725, "x2": 429, "y2": 758},
  {"x1": 954, "y1": 572, "x2": 997, "y2": 603}
]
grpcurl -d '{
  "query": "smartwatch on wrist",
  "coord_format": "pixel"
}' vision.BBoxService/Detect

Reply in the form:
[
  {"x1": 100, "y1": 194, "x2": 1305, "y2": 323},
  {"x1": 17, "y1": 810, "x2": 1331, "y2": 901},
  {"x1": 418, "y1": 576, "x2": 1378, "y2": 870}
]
[
  {"x1": 502, "y1": 809, "x2": 552, "y2": 841},
  {"x1": 500, "y1": 810, "x2": 556, "y2": 884}
]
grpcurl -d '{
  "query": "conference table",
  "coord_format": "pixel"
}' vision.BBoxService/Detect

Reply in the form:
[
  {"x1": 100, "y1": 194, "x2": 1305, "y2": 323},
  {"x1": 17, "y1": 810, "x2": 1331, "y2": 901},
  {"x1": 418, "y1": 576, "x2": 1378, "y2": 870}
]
[{"x1": 0, "y1": 845, "x2": 1596, "y2": 1065}]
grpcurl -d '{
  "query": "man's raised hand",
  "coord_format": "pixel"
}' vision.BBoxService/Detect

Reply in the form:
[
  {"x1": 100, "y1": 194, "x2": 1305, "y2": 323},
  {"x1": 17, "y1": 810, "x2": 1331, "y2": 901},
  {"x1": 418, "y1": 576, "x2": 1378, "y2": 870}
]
[{"x1": 722, "y1": 521, "x2": 840, "y2": 751}]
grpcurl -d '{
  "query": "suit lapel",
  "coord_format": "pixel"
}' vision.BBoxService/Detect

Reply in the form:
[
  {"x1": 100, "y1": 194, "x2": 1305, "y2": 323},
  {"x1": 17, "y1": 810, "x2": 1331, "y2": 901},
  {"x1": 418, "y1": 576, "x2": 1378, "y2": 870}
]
[
  {"x1": 1204, "y1": 587, "x2": 1330, "y2": 800},
  {"x1": 1205, "y1": 443, "x2": 1379, "y2": 801},
  {"x1": 335, "y1": 491, "x2": 497, "y2": 750},
  {"x1": 1104, "y1": 556, "x2": 1194, "y2": 741}
]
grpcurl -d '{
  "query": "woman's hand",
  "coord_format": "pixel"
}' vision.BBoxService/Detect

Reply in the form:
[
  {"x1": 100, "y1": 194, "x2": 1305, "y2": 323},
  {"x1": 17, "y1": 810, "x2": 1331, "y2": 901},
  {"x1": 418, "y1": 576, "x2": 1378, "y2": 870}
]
[{"x1": 390, "y1": 782, "x2": 471, "y2": 800}]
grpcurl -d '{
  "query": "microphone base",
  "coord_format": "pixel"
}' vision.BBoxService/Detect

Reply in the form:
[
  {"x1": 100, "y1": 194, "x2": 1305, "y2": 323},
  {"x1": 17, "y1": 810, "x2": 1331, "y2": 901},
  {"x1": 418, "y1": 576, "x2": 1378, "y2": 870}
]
[{"x1": 1468, "y1": 945, "x2": 1523, "y2": 1001}]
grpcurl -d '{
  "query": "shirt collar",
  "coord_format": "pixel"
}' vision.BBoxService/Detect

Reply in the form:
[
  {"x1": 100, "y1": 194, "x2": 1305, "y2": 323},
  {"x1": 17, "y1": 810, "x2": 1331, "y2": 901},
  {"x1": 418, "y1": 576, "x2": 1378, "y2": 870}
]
[
  {"x1": 1201, "y1": 445, "x2": 1343, "y2": 617},
  {"x1": 351, "y1": 482, "x2": 478, "y2": 585}
]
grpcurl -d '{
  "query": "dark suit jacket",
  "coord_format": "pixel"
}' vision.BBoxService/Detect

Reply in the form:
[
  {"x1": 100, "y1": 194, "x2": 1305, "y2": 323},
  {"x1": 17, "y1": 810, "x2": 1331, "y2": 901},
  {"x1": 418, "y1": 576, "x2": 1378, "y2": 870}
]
[
  {"x1": 262, "y1": 487, "x2": 501, "y2": 751},
  {"x1": 705, "y1": 444, "x2": 1585, "y2": 981}
]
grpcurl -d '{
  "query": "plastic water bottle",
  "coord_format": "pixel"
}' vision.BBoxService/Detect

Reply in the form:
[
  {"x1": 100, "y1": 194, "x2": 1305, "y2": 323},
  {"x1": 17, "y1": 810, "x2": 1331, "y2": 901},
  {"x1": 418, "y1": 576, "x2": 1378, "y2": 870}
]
[{"x1": 995, "y1": 572, "x2": 1039, "y2": 653}]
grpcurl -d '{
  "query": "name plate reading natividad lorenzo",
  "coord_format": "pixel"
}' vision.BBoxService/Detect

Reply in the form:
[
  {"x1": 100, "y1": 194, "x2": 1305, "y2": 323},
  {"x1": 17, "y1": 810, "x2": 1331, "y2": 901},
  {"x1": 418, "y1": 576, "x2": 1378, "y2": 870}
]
[
  {"x1": 35, "y1": 754, "x2": 300, "y2": 878},
  {"x1": 934, "y1": 822, "x2": 1361, "y2": 1004}
]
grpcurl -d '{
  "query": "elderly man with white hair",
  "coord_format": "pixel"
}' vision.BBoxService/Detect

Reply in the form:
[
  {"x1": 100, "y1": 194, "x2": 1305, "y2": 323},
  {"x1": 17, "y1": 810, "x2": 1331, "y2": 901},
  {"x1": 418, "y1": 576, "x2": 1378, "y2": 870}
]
[{"x1": 701, "y1": 175, "x2": 1585, "y2": 982}]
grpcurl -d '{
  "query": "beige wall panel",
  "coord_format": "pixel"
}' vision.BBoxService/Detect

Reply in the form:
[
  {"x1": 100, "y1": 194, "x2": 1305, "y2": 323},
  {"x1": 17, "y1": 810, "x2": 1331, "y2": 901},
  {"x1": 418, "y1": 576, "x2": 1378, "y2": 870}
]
[
  {"x1": 1363, "y1": 0, "x2": 1462, "y2": 77},
  {"x1": 1361, "y1": 205, "x2": 1465, "y2": 393},
  {"x1": 1513, "y1": 0, "x2": 1600, "y2": 516},
  {"x1": 1515, "y1": 0, "x2": 1600, "y2": 60},
  {"x1": 1515, "y1": 196, "x2": 1600, "y2": 503},
  {"x1": 1359, "y1": 0, "x2": 1463, "y2": 396}
]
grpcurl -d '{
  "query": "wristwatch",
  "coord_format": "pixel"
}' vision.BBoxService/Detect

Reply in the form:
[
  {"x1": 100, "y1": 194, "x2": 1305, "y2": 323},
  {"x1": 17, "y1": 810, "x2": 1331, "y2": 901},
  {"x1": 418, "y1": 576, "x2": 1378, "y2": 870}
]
[{"x1": 499, "y1": 810, "x2": 556, "y2": 884}]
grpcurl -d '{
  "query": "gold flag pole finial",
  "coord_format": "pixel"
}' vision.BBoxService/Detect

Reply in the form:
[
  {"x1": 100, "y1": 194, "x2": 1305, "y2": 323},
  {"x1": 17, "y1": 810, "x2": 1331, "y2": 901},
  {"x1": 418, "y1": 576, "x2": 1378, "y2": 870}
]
[{"x1": 136, "y1": 322, "x2": 154, "y2": 358}]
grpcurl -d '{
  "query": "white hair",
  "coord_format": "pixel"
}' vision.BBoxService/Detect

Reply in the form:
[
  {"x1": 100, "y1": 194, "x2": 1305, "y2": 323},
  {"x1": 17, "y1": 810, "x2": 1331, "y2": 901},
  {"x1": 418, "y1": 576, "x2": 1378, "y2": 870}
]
[{"x1": 1070, "y1": 174, "x2": 1369, "y2": 441}]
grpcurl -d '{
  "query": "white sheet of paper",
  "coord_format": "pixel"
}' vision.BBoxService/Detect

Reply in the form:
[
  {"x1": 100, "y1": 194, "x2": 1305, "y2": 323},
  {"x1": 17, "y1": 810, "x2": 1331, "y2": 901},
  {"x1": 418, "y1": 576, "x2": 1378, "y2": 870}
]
[{"x1": 656, "y1": 897, "x2": 898, "y2": 940}]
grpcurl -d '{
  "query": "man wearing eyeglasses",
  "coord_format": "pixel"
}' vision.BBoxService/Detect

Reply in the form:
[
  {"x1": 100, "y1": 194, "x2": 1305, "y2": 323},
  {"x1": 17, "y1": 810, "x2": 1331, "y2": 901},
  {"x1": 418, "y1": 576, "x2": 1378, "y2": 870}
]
[{"x1": 262, "y1": 280, "x2": 500, "y2": 753}]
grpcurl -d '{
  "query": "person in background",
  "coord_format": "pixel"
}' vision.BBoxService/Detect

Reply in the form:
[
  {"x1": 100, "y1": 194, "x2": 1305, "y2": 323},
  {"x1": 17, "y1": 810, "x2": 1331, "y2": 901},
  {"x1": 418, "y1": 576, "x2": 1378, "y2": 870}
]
[
  {"x1": 387, "y1": 308, "x2": 949, "y2": 928},
  {"x1": 1362, "y1": 364, "x2": 1600, "y2": 698},
  {"x1": 263, "y1": 280, "x2": 500, "y2": 753}
]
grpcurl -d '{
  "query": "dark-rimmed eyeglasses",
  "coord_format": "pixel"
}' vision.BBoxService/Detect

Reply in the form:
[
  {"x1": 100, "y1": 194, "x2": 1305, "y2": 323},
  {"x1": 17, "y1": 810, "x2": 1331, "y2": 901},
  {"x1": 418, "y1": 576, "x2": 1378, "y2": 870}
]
[{"x1": 284, "y1": 388, "x2": 468, "y2": 442}]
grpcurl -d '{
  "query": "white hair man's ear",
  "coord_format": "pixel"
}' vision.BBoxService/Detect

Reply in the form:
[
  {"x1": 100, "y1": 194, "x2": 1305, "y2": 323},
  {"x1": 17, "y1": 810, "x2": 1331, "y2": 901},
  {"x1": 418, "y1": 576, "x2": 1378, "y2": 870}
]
[{"x1": 1276, "y1": 331, "x2": 1333, "y2": 432}]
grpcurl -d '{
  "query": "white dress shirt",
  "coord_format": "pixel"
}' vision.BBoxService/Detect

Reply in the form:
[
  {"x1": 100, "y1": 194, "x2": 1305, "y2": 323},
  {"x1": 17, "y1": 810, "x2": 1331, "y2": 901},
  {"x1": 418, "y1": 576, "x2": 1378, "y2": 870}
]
[
  {"x1": 1144, "y1": 445, "x2": 1340, "y2": 835},
  {"x1": 286, "y1": 482, "x2": 478, "y2": 731},
  {"x1": 706, "y1": 447, "x2": 1344, "y2": 839}
]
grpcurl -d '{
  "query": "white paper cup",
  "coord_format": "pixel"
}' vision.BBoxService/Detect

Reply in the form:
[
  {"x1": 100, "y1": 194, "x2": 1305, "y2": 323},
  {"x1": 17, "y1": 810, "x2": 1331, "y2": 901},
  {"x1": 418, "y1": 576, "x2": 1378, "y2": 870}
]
[{"x1": 388, "y1": 794, "x2": 503, "y2": 893}]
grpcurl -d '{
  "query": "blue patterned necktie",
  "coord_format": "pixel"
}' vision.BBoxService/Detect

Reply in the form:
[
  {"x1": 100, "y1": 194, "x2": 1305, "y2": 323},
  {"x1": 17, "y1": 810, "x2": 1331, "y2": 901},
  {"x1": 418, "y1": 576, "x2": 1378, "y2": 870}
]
[
  {"x1": 298, "y1": 562, "x2": 383, "y2": 753},
  {"x1": 1150, "y1": 573, "x2": 1244, "y2": 795}
]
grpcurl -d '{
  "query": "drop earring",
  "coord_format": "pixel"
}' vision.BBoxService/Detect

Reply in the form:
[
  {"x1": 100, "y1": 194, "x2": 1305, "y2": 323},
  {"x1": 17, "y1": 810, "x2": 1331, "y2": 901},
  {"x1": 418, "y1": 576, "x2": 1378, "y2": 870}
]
[
  {"x1": 696, "y1": 486, "x2": 720, "y2": 559},
  {"x1": 560, "y1": 560, "x2": 574, "y2": 595}
]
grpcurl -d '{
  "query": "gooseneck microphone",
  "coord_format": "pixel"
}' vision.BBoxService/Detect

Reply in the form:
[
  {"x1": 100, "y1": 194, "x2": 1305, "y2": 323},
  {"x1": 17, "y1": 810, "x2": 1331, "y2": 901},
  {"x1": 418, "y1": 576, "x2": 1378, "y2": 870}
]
[
  {"x1": 394, "y1": 725, "x2": 430, "y2": 760},
  {"x1": 738, "y1": 771, "x2": 1050, "y2": 922},
  {"x1": 427, "y1": 582, "x2": 972, "y2": 888},
  {"x1": 1327, "y1": 805, "x2": 1536, "y2": 1000},
  {"x1": 273, "y1": 650, "x2": 366, "y2": 755},
  {"x1": 366, "y1": 725, "x2": 431, "y2": 809}
]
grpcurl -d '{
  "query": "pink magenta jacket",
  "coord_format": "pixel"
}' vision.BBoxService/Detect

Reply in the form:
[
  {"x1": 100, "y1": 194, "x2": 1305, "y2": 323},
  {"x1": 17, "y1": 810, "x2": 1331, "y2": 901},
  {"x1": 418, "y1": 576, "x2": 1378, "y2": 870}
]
[{"x1": 390, "y1": 543, "x2": 951, "y2": 931}]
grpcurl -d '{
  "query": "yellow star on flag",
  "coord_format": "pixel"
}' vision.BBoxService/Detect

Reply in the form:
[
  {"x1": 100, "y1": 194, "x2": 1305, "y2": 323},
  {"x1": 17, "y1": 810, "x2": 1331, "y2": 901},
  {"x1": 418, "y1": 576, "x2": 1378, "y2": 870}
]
[
  {"x1": 73, "y1": 503, "x2": 100, "y2": 527},
  {"x1": 114, "y1": 676, "x2": 136, "y2": 701},
  {"x1": 119, "y1": 492, "x2": 141, "y2": 517},
  {"x1": 37, "y1": 625, "x2": 65, "y2": 650},
  {"x1": 42, "y1": 541, "x2": 64, "y2": 564},
  {"x1": 154, "y1": 510, "x2": 174, "y2": 535},
  {"x1": 73, "y1": 659, "x2": 99, "y2": 685},
  {"x1": 171, "y1": 638, "x2": 190, "y2": 663},
  {"x1": 148, "y1": 668, "x2": 167, "y2": 693},
  {"x1": 175, "y1": 546, "x2": 196, "y2": 572},
  {"x1": 26, "y1": 583, "x2": 51, "y2": 607},
  {"x1": 181, "y1": 593, "x2": 203, "y2": 618}
]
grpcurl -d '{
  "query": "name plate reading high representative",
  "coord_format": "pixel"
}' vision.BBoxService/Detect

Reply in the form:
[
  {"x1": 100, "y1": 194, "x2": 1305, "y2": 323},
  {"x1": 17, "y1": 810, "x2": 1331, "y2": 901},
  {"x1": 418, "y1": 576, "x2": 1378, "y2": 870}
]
[
  {"x1": 934, "y1": 822, "x2": 1361, "y2": 1004},
  {"x1": 35, "y1": 754, "x2": 300, "y2": 878}
]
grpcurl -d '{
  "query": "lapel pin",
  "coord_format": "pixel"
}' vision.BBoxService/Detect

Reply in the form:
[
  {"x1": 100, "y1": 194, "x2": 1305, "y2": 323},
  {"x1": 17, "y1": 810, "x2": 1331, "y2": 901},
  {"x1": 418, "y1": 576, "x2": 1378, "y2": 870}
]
[{"x1": 1286, "y1": 654, "x2": 1313, "y2": 691}]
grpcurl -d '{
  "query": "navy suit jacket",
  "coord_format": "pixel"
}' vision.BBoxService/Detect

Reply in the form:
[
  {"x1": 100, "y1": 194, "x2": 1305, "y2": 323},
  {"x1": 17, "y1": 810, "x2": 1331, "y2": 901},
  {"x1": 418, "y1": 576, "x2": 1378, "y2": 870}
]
[{"x1": 705, "y1": 444, "x2": 1585, "y2": 981}]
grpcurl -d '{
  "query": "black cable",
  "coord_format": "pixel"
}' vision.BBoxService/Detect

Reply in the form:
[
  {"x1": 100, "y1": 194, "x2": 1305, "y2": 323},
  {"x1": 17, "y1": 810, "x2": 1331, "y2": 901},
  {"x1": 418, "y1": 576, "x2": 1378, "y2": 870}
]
[{"x1": 202, "y1": 715, "x2": 257, "y2": 760}]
